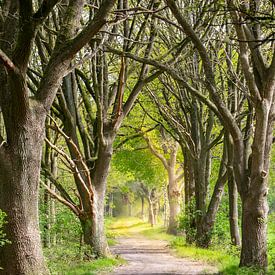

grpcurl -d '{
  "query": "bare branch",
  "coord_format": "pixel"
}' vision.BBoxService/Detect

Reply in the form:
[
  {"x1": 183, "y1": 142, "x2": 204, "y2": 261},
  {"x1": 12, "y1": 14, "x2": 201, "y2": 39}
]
[
  {"x1": 41, "y1": 180, "x2": 81, "y2": 216},
  {"x1": 143, "y1": 136, "x2": 169, "y2": 170},
  {"x1": 33, "y1": 0, "x2": 61, "y2": 23},
  {"x1": 0, "y1": 49, "x2": 19, "y2": 73}
]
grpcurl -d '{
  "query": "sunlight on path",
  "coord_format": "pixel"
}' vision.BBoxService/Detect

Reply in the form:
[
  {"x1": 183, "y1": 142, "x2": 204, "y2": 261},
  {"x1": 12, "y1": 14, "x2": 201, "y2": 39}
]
[{"x1": 109, "y1": 237, "x2": 218, "y2": 275}]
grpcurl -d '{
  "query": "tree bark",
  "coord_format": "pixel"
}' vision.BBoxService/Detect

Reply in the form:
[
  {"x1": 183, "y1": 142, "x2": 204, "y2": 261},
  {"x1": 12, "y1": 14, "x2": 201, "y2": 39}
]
[
  {"x1": 148, "y1": 198, "x2": 156, "y2": 227},
  {"x1": 0, "y1": 112, "x2": 48, "y2": 274},
  {"x1": 167, "y1": 175, "x2": 181, "y2": 234},
  {"x1": 193, "y1": 151, "x2": 208, "y2": 242},
  {"x1": 50, "y1": 151, "x2": 57, "y2": 246},
  {"x1": 90, "y1": 138, "x2": 114, "y2": 256},
  {"x1": 239, "y1": 99, "x2": 273, "y2": 268},
  {"x1": 228, "y1": 169, "x2": 241, "y2": 246},
  {"x1": 80, "y1": 188, "x2": 109, "y2": 257},
  {"x1": 43, "y1": 128, "x2": 51, "y2": 248},
  {"x1": 183, "y1": 148, "x2": 196, "y2": 243},
  {"x1": 240, "y1": 190, "x2": 268, "y2": 267}
]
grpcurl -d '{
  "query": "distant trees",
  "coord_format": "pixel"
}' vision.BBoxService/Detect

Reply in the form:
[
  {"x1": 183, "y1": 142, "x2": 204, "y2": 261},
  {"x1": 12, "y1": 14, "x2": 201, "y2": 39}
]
[{"x1": 143, "y1": 133, "x2": 183, "y2": 234}]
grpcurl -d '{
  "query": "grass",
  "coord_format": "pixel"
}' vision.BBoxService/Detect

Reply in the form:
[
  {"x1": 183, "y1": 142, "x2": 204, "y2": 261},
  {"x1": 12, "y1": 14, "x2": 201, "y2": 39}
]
[
  {"x1": 65, "y1": 258, "x2": 123, "y2": 275},
  {"x1": 106, "y1": 217, "x2": 275, "y2": 275},
  {"x1": 44, "y1": 241, "x2": 123, "y2": 275}
]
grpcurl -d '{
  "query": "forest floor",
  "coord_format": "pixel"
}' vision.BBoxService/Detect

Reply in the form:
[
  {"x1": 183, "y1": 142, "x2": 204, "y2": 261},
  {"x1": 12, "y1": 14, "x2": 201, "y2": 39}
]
[{"x1": 109, "y1": 236, "x2": 218, "y2": 275}]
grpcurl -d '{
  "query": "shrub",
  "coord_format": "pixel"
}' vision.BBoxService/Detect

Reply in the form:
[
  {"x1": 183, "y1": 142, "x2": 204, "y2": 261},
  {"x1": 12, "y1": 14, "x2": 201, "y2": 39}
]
[{"x1": 0, "y1": 210, "x2": 9, "y2": 248}]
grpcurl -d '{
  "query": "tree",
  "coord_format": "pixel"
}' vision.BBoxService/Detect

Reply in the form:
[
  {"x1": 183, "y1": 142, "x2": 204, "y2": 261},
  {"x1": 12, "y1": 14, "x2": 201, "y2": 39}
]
[
  {"x1": 0, "y1": 1, "x2": 115, "y2": 273},
  {"x1": 40, "y1": 0, "x2": 177, "y2": 256},
  {"x1": 143, "y1": 131, "x2": 183, "y2": 234},
  {"x1": 165, "y1": 0, "x2": 275, "y2": 268},
  {"x1": 146, "y1": 74, "x2": 227, "y2": 245}
]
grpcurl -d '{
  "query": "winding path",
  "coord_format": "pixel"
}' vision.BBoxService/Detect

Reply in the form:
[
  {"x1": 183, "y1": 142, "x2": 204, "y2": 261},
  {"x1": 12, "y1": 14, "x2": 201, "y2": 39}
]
[{"x1": 109, "y1": 237, "x2": 218, "y2": 275}]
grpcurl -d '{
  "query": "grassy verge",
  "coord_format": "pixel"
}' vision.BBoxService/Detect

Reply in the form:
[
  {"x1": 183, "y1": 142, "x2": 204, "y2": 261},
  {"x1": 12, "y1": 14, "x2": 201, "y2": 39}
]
[{"x1": 44, "y1": 242, "x2": 123, "y2": 275}]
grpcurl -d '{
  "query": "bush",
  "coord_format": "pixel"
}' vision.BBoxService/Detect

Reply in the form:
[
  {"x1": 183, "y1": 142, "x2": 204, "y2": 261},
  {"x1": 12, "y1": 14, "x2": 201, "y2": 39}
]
[{"x1": 0, "y1": 210, "x2": 10, "y2": 248}]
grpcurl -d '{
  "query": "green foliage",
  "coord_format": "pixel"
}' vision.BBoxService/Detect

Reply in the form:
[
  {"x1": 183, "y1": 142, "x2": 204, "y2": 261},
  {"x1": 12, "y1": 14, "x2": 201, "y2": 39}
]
[
  {"x1": 44, "y1": 242, "x2": 122, "y2": 275},
  {"x1": 268, "y1": 214, "x2": 275, "y2": 272},
  {"x1": 65, "y1": 258, "x2": 123, "y2": 275},
  {"x1": 0, "y1": 210, "x2": 10, "y2": 248},
  {"x1": 113, "y1": 144, "x2": 166, "y2": 188},
  {"x1": 40, "y1": 203, "x2": 82, "y2": 244}
]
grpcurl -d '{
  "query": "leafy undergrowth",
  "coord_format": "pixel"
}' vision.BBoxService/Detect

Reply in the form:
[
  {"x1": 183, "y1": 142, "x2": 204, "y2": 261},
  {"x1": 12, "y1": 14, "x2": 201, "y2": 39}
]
[
  {"x1": 106, "y1": 217, "x2": 275, "y2": 275},
  {"x1": 268, "y1": 214, "x2": 275, "y2": 273},
  {"x1": 44, "y1": 242, "x2": 123, "y2": 275}
]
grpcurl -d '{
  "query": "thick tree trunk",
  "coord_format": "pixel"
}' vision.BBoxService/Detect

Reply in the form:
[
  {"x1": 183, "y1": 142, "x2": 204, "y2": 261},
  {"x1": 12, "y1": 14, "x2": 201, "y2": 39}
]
[
  {"x1": 239, "y1": 103, "x2": 273, "y2": 268},
  {"x1": 89, "y1": 139, "x2": 114, "y2": 257},
  {"x1": 60, "y1": 81, "x2": 111, "y2": 256},
  {"x1": 80, "y1": 189, "x2": 109, "y2": 257},
  {"x1": 0, "y1": 115, "x2": 48, "y2": 274},
  {"x1": 167, "y1": 193, "x2": 180, "y2": 234},
  {"x1": 167, "y1": 172, "x2": 181, "y2": 234},
  {"x1": 240, "y1": 180, "x2": 268, "y2": 268},
  {"x1": 196, "y1": 171, "x2": 227, "y2": 247}
]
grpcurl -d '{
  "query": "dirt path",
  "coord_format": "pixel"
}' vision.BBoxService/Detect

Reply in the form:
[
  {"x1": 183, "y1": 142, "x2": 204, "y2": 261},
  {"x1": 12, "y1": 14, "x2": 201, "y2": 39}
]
[{"x1": 109, "y1": 237, "x2": 218, "y2": 275}]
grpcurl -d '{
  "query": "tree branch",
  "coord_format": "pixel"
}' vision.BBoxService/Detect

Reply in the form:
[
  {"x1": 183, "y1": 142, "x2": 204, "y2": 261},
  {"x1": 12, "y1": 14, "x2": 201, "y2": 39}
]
[
  {"x1": 143, "y1": 136, "x2": 169, "y2": 170},
  {"x1": 0, "y1": 49, "x2": 19, "y2": 73},
  {"x1": 41, "y1": 180, "x2": 81, "y2": 217},
  {"x1": 33, "y1": 0, "x2": 61, "y2": 23},
  {"x1": 36, "y1": 0, "x2": 116, "y2": 111}
]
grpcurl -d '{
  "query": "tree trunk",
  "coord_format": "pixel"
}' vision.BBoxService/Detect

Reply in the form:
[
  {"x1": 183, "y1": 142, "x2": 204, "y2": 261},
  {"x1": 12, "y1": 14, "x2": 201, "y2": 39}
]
[
  {"x1": 195, "y1": 140, "x2": 227, "y2": 248},
  {"x1": 227, "y1": 133, "x2": 241, "y2": 247},
  {"x1": 43, "y1": 136, "x2": 51, "y2": 248},
  {"x1": 167, "y1": 173, "x2": 181, "y2": 234},
  {"x1": 239, "y1": 103, "x2": 273, "y2": 268},
  {"x1": 167, "y1": 193, "x2": 180, "y2": 234},
  {"x1": 60, "y1": 78, "x2": 112, "y2": 256},
  {"x1": 141, "y1": 196, "x2": 145, "y2": 221},
  {"x1": 89, "y1": 139, "x2": 114, "y2": 257},
  {"x1": 183, "y1": 148, "x2": 196, "y2": 243},
  {"x1": 240, "y1": 179, "x2": 268, "y2": 268},
  {"x1": 148, "y1": 198, "x2": 156, "y2": 227},
  {"x1": 0, "y1": 114, "x2": 48, "y2": 274},
  {"x1": 128, "y1": 202, "x2": 132, "y2": 217},
  {"x1": 228, "y1": 174, "x2": 240, "y2": 246},
  {"x1": 80, "y1": 189, "x2": 109, "y2": 257},
  {"x1": 193, "y1": 152, "x2": 208, "y2": 241},
  {"x1": 163, "y1": 189, "x2": 168, "y2": 227},
  {"x1": 50, "y1": 152, "x2": 57, "y2": 246},
  {"x1": 108, "y1": 193, "x2": 113, "y2": 217}
]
